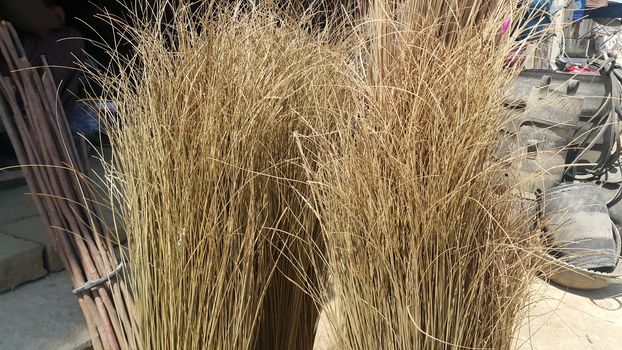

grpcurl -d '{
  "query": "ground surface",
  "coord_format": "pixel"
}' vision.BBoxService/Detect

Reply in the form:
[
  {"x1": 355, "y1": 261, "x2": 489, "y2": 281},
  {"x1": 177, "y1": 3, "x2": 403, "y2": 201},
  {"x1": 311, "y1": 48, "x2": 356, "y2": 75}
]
[
  {"x1": 313, "y1": 281, "x2": 622, "y2": 350},
  {"x1": 0, "y1": 272, "x2": 91, "y2": 350},
  {"x1": 515, "y1": 281, "x2": 622, "y2": 350}
]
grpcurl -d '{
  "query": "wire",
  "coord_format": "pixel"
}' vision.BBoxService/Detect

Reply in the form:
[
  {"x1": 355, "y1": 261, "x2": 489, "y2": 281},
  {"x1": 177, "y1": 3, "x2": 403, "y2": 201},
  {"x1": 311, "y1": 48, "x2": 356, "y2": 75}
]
[{"x1": 564, "y1": 59, "x2": 622, "y2": 181}]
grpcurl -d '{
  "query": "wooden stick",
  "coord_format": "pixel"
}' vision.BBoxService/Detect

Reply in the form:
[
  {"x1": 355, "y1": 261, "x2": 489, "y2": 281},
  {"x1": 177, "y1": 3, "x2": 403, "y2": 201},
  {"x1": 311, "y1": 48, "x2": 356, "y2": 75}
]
[{"x1": 0, "y1": 21, "x2": 138, "y2": 349}]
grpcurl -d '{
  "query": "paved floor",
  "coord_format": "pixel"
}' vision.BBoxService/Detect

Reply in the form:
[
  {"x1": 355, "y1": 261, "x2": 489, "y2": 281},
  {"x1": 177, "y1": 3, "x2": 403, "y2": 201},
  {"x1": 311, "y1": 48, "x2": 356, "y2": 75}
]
[
  {"x1": 0, "y1": 150, "x2": 116, "y2": 292},
  {"x1": 313, "y1": 280, "x2": 622, "y2": 350},
  {"x1": 0, "y1": 272, "x2": 91, "y2": 350},
  {"x1": 0, "y1": 182, "x2": 50, "y2": 292},
  {"x1": 516, "y1": 281, "x2": 622, "y2": 350},
  {"x1": 0, "y1": 150, "x2": 107, "y2": 349}
]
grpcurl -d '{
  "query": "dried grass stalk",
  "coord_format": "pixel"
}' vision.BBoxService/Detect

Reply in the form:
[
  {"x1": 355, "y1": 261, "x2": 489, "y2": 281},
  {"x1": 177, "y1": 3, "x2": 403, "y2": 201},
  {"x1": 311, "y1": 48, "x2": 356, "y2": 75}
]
[
  {"x1": 97, "y1": 3, "x2": 352, "y2": 349},
  {"x1": 299, "y1": 1, "x2": 540, "y2": 349}
]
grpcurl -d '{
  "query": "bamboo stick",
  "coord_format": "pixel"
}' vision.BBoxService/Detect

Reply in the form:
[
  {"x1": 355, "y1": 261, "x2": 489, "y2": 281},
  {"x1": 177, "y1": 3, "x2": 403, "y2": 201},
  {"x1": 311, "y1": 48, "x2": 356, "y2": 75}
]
[{"x1": 0, "y1": 21, "x2": 138, "y2": 349}]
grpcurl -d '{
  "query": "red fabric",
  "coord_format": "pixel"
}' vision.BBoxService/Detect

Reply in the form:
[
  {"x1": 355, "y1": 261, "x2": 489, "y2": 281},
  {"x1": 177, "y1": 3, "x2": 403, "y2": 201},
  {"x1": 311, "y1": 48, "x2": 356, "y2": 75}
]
[{"x1": 567, "y1": 65, "x2": 596, "y2": 73}]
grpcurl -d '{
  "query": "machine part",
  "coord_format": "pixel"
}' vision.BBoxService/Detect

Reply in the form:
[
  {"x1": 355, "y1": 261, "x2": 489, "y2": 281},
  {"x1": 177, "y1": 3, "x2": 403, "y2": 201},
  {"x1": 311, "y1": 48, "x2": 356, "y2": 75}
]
[
  {"x1": 565, "y1": 65, "x2": 621, "y2": 180},
  {"x1": 511, "y1": 191, "x2": 539, "y2": 231},
  {"x1": 542, "y1": 183, "x2": 619, "y2": 271},
  {"x1": 499, "y1": 75, "x2": 586, "y2": 195},
  {"x1": 493, "y1": 131, "x2": 519, "y2": 161},
  {"x1": 607, "y1": 186, "x2": 622, "y2": 228},
  {"x1": 506, "y1": 69, "x2": 611, "y2": 117},
  {"x1": 524, "y1": 78, "x2": 584, "y2": 128},
  {"x1": 576, "y1": 161, "x2": 622, "y2": 202},
  {"x1": 509, "y1": 125, "x2": 567, "y2": 195},
  {"x1": 518, "y1": 124, "x2": 569, "y2": 150},
  {"x1": 541, "y1": 224, "x2": 622, "y2": 290},
  {"x1": 501, "y1": 84, "x2": 583, "y2": 140},
  {"x1": 499, "y1": 107, "x2": 525, "y2": 134},
  {"x1": 566, "y1": 122, "x2": 617, "y2": 168},
  {"x1": 592, "y1": 160, "x2": 622, "y2": 228},
  {"x1": 526, "y1": 61, "x2": 622, "y2": 181}
]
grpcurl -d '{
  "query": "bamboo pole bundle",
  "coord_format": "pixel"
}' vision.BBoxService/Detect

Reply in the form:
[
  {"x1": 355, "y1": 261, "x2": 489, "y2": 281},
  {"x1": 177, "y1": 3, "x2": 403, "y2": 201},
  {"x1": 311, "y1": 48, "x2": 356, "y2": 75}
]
[{"x1": 0, "y1": 21, "x2": 138, "y2": 350}]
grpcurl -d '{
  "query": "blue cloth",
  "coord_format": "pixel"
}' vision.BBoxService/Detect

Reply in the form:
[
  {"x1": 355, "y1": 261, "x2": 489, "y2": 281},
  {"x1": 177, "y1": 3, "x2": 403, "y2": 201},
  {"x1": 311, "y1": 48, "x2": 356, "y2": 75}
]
[
  {"x1": 588, "y1": 3, "x2": 622, "y2": 19},
  {"x1": 1, "y1": 101, "x2": 105, "y2": 136},
  {"x1": 572, "y1": 0, "x2": 586, "y2": 22},
  {"x1": 518, "y1": 0, "x2": 553, "y2": 41},
  {"x1": 69, "y1": 101, "x2": 101, "y2": 136},
  {"x1": 530, "y1": 0, "x2": 551, "y2": 11}
]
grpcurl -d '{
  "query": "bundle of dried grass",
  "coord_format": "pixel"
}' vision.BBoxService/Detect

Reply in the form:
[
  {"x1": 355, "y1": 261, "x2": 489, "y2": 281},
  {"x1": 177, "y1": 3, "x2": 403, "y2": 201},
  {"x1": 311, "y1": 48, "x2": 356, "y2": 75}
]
[
  {"x1": 300, "y1": 1, "x2": 540, "y2": 349},
  {"x1": 96, "y1": 2, "x2": 352, "y2": 349}
]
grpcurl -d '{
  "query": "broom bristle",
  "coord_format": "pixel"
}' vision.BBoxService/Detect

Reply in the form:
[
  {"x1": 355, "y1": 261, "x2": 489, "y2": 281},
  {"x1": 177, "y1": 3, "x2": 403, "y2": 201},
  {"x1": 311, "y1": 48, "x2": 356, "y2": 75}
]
[
  {"x1": 98, "y1": 3, "x2": 352, "y2": 349},
  {"x1": 300, "y1": 1, "x2": 541, "y2": 349},
  {"x1": 96, "y1": 1, "x2": 541, "y2": 349}
]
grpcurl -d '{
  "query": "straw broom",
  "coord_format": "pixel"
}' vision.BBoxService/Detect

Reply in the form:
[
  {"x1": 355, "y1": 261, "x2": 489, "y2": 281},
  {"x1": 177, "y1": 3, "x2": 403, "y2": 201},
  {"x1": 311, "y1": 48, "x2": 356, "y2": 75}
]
[
  {"x1": 95, "y1": 3, "x2": 353, "y2": 349},
  {"x1": 298, "y1": 1, "x2": 540, "y2": 349}
]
